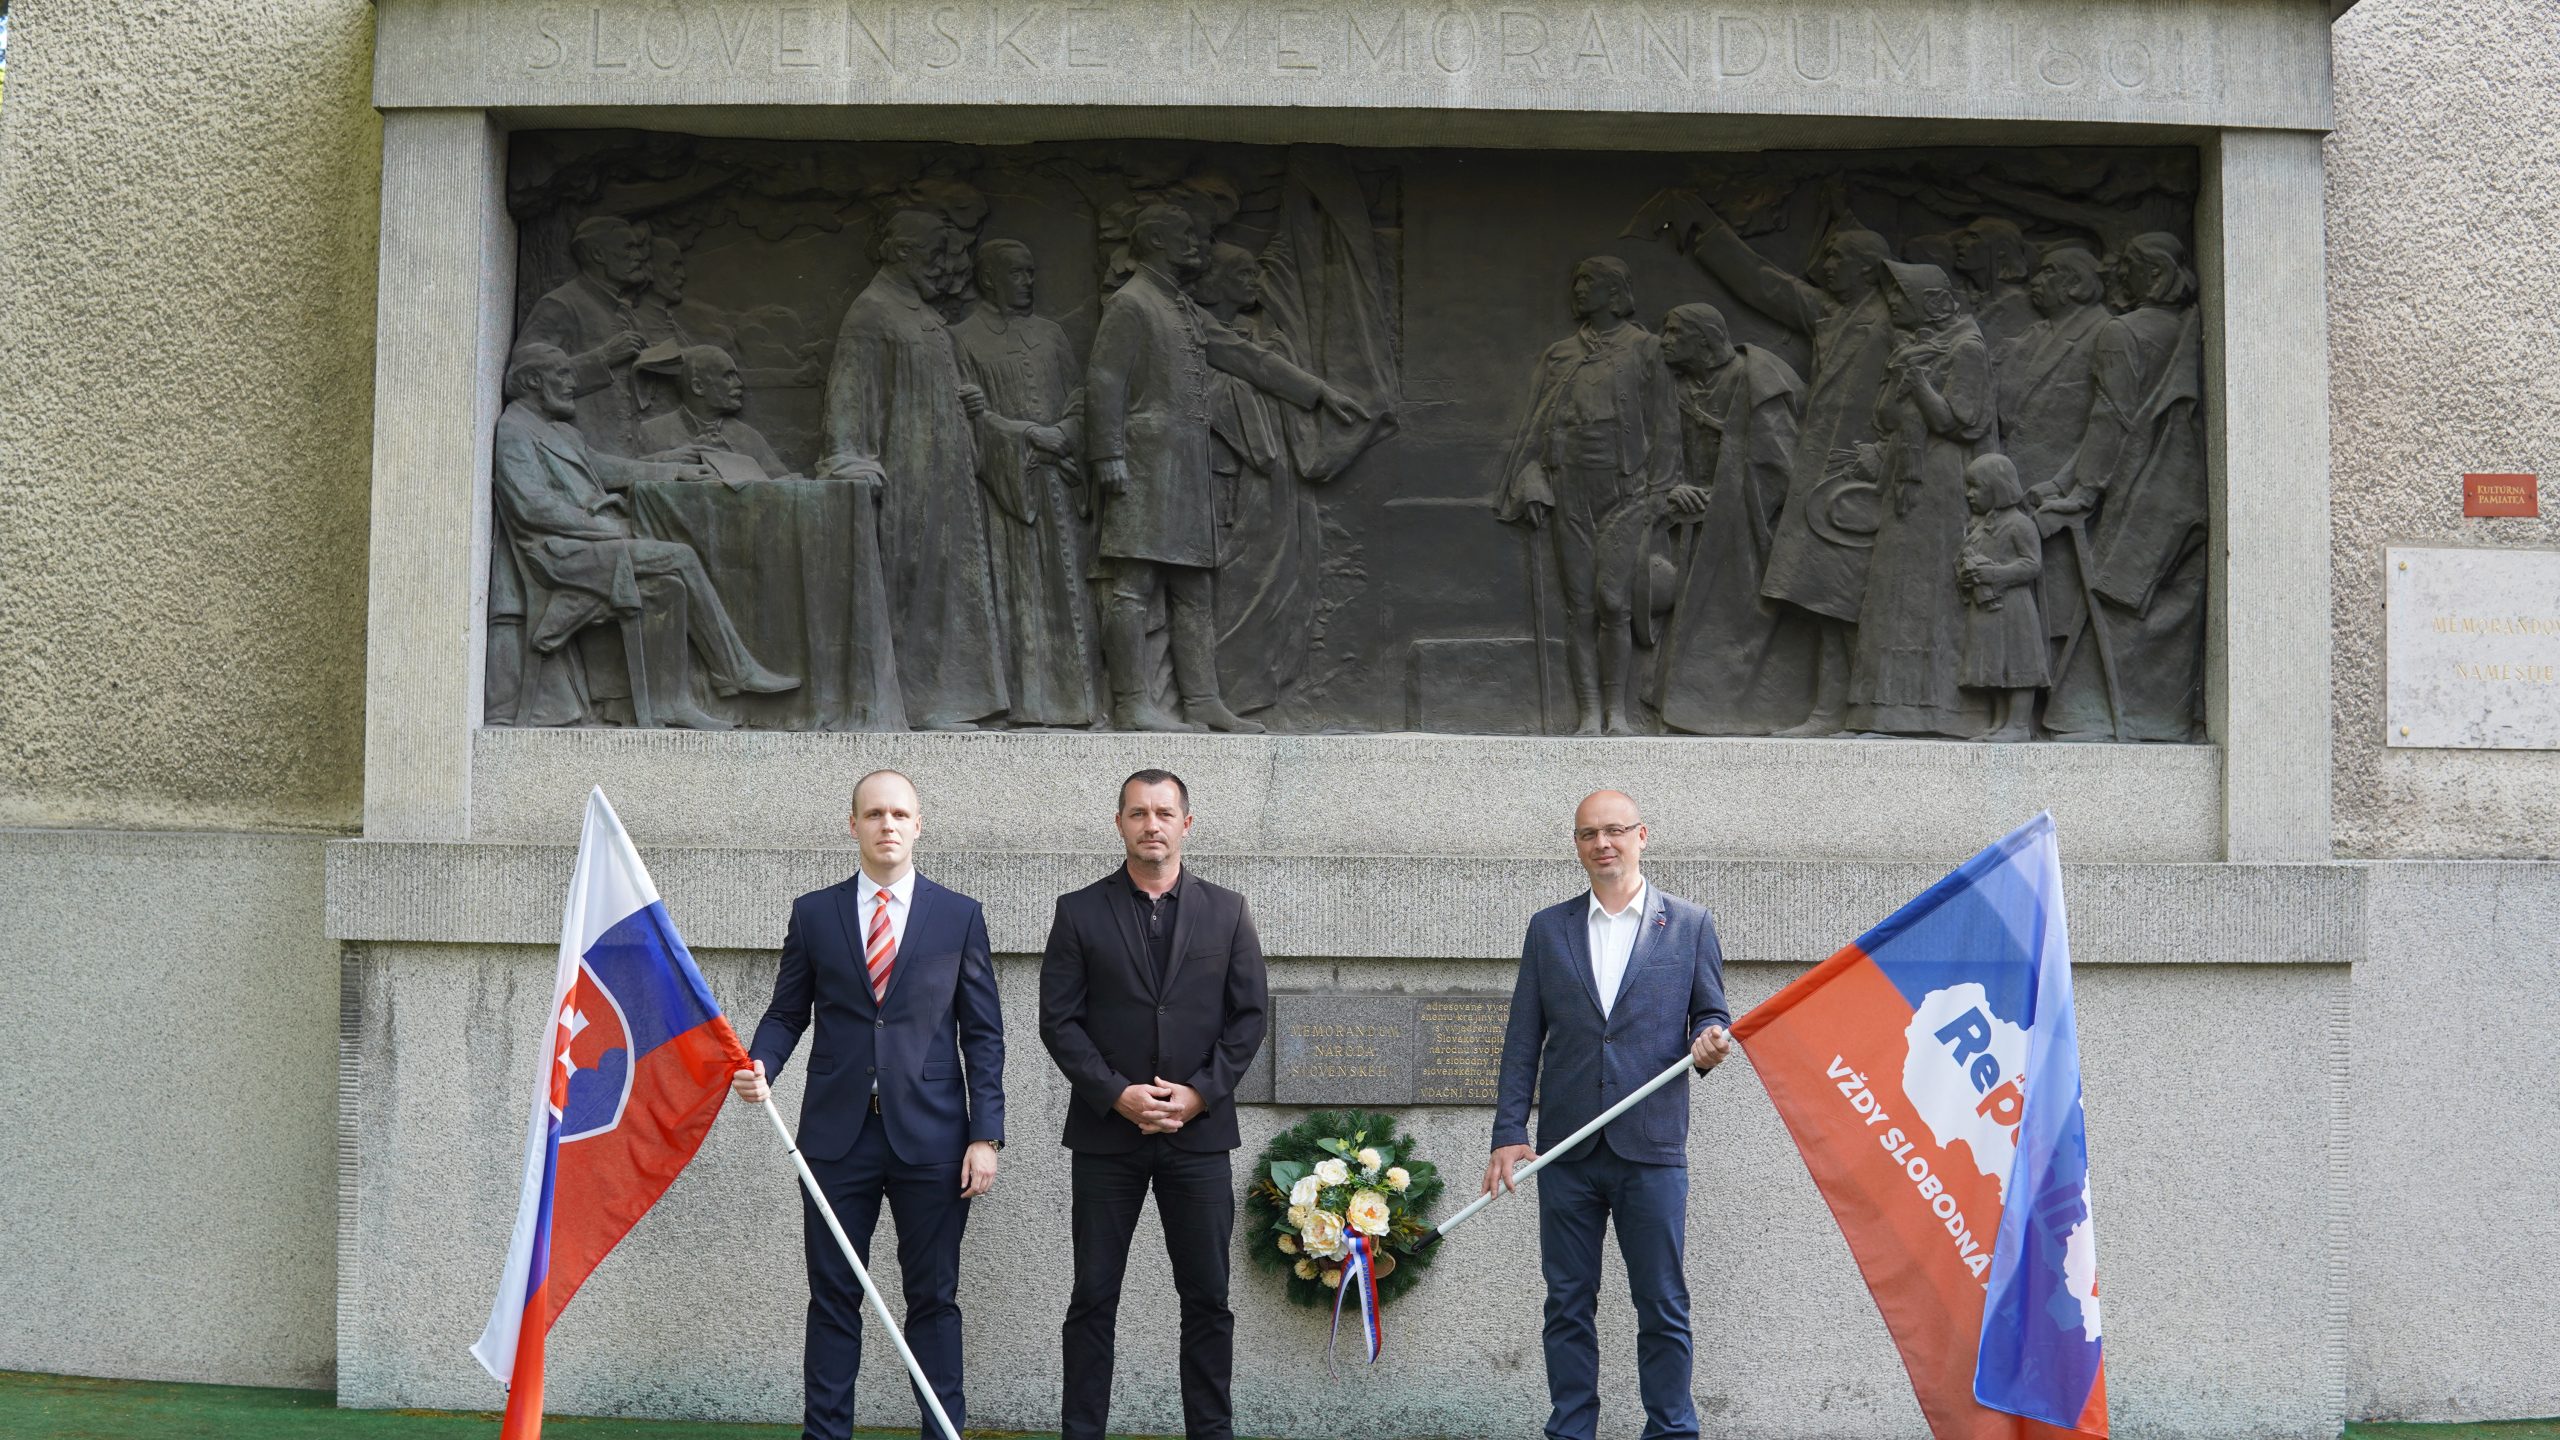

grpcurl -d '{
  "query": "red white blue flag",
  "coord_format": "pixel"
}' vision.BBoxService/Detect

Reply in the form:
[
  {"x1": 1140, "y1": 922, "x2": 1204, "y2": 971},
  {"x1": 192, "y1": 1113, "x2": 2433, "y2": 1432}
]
[
  {"x1": 1733, "y1": 813, "x2": 2106, "y2": 1440},
  {"x1": 470, "y1": 788, "x2": 748, "y2": 1438}
]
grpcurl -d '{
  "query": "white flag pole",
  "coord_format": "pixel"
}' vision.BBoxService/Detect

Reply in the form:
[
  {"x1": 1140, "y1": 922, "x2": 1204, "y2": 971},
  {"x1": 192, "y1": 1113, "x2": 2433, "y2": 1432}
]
[
  {"x1": 756, "y1": 1097, "x2": 965, "y2": 1440},
  {"x1": 1417, "y1": 1053, "x2": 1703, "y2": 1251}
]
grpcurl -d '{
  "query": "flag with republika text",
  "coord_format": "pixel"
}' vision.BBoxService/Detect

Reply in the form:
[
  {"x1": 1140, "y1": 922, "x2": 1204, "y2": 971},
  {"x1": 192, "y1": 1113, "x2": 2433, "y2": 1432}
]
[
  {"x1": 470, "y1": 788, "x2": 749, "y2": 1439},
  {"x1": 1732, "y1": 813, "x2": 2107, "y2": 1440}
]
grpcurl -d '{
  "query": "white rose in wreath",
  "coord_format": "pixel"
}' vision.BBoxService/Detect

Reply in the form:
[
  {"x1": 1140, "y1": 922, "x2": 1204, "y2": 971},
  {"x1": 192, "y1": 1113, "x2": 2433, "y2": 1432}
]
[
  {"x1": 1289, "y1": 1175, "x2": 1322, "y2": 1209},
  {"x1": 1346, "y1": 1189, "x2": 1392, "y2": 1237},
  {"x1": 1314, "y1": 1157, "x2": 1351, "y2": 1187},
  {"x1": 1356, "y1": 1147, "x2": 1384, "y2": 1174},
  {"x1": 1299, "y1": 1207, "x2": 1349, "y2": 1260},
  {"x1": 1385, "y1": 1166, "x2": 1411, "y2": 1192}
]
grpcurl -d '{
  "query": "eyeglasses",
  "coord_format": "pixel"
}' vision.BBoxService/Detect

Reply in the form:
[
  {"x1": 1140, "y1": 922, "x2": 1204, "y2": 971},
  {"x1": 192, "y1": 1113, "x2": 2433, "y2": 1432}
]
[{"x1": 1573, "y1": 823, "x2": 1643, "y2": 844}]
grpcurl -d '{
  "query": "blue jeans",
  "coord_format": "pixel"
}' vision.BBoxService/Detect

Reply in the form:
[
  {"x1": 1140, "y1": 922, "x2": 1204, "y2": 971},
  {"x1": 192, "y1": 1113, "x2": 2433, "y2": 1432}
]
[{"x1": 1537, "y1": 1136, "x2": 1695, "y2": 1440}]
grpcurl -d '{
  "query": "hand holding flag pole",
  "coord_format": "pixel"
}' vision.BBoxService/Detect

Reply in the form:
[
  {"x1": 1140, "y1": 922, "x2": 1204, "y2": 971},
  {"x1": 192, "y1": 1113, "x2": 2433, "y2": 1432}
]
[
  {"x1": 749, "y1": 1097, "x2": 965, "y2": 1440},
  {"x1": 1417, "y1": 1048, "x2": 1712, "y2": 1252}
]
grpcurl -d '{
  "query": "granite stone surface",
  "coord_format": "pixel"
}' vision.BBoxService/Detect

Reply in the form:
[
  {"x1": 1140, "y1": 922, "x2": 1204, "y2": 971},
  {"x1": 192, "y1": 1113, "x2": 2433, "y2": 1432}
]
[
  {"x1": 0, "y1": 0, "x2": 378, "y2": 833},
  {"x1": 340, "y1": 942, "x2": 2348, "y2": 1438},
  {"x1": 2327, "y1": 0, "x2": 2560, "y2": 858},
  {"x1": 0, "y1": 830, "x2": 339, "y2": 1389},
  {"x1": 463, "y1": 728, "x2": 2229, "y2": 860}
]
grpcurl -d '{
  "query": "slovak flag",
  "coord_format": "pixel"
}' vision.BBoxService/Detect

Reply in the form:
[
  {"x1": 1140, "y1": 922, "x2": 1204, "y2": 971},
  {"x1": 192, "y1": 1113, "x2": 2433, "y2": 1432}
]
[
  {"x1": 470, "y1": 788, "x2": 749, "y2": 1438},
  {"x1": 1733, "y1": 813, "x2": 2106, "y2": 1440}
]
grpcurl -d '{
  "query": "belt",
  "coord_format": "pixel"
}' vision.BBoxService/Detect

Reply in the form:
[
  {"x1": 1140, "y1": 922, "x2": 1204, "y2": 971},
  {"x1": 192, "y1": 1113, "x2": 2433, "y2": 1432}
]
[{"x1": 869, "y1": 1093, "x2": 882, "y2": 1114}]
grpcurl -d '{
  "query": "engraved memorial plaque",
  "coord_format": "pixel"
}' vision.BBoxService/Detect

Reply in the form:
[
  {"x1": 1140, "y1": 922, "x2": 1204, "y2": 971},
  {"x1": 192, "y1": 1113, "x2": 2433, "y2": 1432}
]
[
  {"x1": 1273, "y1": 995, "x2": 1416, "y2": 1106},
  {"x1": 2386, "y1": 545, "x2": 2560, "y2": 749},
  {"x1": 1416, "y1": 996, "x2": 1511, "y2": 1104}
]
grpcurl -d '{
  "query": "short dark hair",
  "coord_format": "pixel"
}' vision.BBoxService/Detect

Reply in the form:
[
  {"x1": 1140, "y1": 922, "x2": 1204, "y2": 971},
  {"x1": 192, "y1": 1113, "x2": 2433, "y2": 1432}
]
[{"x1": 1119, "y1": 768, "x2": 1189, "y2": 813}]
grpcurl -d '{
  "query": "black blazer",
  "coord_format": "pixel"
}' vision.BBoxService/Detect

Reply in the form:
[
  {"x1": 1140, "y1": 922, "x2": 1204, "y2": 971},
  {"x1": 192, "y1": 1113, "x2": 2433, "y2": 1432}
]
[
  {"x1": 1039, "y1": 867, "x2": 1268, "y2": 1154},
  {"x1": 749, "y1": 873, "x2": 1005, "y2": 1166}
]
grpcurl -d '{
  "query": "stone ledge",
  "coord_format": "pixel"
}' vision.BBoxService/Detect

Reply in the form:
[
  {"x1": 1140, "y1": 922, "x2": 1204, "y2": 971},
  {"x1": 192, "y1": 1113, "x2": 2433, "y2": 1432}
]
[
  {"x1": 373, "y1": 0, "x2": 2336, "y2": 133},
  {"x1": 468, "y1": 727, "x2": 2228, "y2": 861},
  {"x1": 325, "y1": 841, "x2": 2366, "y2": 964}
]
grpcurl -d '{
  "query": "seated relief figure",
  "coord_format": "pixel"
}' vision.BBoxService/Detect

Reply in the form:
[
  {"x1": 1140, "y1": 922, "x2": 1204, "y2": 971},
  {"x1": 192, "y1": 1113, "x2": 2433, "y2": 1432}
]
[
  {"x1": 1494, "y1": 257, "x2": 1684, "y2": 737},
  {"x1": 636, "y1": 344, "x2": 800, "y2": 482},
  {"x1": 951, "y1": 239, "x2": 1104, "y2": 729},
  {"x1": 493, "y1": 342, "x2": 799, "y2": 728}
]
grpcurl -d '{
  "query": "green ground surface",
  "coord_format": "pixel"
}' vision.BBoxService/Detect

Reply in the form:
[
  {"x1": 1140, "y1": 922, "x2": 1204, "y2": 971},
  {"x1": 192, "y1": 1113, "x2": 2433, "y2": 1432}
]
[{"x1": 3, "y1": 1370, "x2": 2553, "y2": 1439}]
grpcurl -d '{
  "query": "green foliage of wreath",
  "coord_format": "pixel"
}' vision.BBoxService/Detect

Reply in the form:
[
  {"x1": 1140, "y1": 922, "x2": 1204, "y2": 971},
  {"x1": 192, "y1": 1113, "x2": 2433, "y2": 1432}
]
[{"x1": 1242, "y1": 1109, "x2": 1446, "y2": 1309}]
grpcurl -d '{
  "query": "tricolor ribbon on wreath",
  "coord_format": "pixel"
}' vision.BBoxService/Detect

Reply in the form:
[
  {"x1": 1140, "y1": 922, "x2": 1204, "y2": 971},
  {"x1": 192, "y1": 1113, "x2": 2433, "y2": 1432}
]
[{"x1": 1327, "y1": 1233, "x2": 1385, "y2": 1374}]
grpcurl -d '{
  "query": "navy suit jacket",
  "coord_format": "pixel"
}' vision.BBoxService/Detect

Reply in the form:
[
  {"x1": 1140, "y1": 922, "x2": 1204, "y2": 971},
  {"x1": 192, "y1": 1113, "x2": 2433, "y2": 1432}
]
[
  {"x1": 1492, "y1": 885, "x2": 1730, "y2": 1167},
  {"x1": 749, "y1": 873, "x2": 1005, "y2": 1166}
]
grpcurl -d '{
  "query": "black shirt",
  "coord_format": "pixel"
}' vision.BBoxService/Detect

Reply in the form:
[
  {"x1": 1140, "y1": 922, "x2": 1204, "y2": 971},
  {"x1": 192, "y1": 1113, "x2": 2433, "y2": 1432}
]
[{"x1": 1124, "y1": 866, "x2": 1185, "y2": 990}]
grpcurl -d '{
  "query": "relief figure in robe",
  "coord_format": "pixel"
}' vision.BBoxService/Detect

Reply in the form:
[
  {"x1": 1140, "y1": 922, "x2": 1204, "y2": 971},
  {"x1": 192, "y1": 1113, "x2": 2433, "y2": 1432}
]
[
  {"x1": 1644, "y1": 303, "x2": 1819, "y2": 736},
  {"x1": 1996, "y1": 246, "x2": 2112, "y2": 673},
  {"x1": 1847, "y1": 261, "x2": 1996, "y2": 738},
  {"x1": 2039, "y1": 232, "x2": 2208, "y2": 742},
  {"x1": 951, "y1": 239, "x2": 1103, "y2": 728},
  {"x1": 519, "y1": 215, "x2": 653, "y2": 456},
  {"x1": 820, "y1": 207, "x2": 1008, "y2": 730},
  {"x1": 1493, "y1": 257, "x2": 1683, "y2": 736},
  {"x1": 1085, "y1": 203, "x2": 1366, "y2": 733},
  {"x1": 1633, "y1": 190, "x2": 1900, "y2": 736},
  {"x1": 1952, "y1": 218, "x2": 2040, "y2": 359}
]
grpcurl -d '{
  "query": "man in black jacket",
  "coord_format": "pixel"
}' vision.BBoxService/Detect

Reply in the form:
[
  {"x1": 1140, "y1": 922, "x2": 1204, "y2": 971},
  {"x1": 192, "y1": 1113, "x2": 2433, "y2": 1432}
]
[{"x1": 1039, "y1": 768, "x2": 1269, "y2": 1440}]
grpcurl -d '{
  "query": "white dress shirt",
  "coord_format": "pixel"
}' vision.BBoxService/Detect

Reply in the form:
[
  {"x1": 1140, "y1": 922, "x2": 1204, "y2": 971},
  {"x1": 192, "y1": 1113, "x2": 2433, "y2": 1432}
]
[
  {"x1": 1586, "y1": 878, "x2": 1649, "y2": 1020},
  {"x1": 857, "y1": 865, "x2": 916, "y2": 959},
  {"x1": 858, "y1": 867, "x2": 915, "y2": 1092}
]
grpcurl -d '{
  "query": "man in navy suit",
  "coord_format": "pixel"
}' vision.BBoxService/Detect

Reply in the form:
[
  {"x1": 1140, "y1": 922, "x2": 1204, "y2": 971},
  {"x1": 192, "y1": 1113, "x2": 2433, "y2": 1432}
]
[
  {"x1": 731, "y1": 769, "x2": 1005, "y2": 1440},
  {"x1": 1485, "y1": 789, "x2": 1734, "y2": 1440}
]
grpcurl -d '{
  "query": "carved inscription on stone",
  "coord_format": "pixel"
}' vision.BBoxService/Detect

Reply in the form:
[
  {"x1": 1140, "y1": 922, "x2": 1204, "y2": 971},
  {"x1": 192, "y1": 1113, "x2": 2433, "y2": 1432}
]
[
  {"x1": 1415, "y1": 996, "x2": 1510, "y2": 1104},
  {"x1": 2386, "y1": 545, "x2": 2560, "y2": 750},
  {"x1": 1262, "y1": 993, "x2": 1511, "y2": 1106},
  {"x1": 487, "y1": 131, "x2": 2205, "y2": 741}
]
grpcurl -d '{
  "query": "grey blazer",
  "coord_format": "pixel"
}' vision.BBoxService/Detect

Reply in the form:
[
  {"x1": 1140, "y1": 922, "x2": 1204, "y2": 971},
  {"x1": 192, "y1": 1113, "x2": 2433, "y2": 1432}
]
[{"x1": 1491, "y1": 886, "x2": 1731, "y2": 1167}]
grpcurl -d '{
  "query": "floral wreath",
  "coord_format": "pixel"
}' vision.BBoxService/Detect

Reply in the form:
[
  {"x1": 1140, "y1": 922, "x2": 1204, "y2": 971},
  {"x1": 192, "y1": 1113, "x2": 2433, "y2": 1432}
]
[{"x1": 1243, "y1": 1110, "x2": 1444, "y2": 1309}]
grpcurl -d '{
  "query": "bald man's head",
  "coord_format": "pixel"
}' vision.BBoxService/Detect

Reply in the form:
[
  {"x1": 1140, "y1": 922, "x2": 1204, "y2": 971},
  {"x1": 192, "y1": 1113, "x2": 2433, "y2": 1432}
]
[
  {"x1": 1572, "y1": 790, "x2": 1648, "y2": 891},
  {"x1": 849, "y1": 770, "x2": 922, "y2": 883}
]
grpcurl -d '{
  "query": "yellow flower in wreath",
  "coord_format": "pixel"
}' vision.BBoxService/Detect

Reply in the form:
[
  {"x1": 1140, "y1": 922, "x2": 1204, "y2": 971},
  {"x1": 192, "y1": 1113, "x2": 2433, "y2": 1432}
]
[
  {"x1": 1277, "y1": 1233, "x2": 1300, "y2": 1254},
  {"x1": 1346, "y1": 1189, "x2": 1392, "y2": 1237},
  {"x1": 1385, "y1": 1166, "x2": 1411, "y2": 1192},
  {"x1": 1322, "y1": 1268, "x2": 1343, "y2": 1288},
  {"x1": 1294, "y1": 1259, "x2": 1318, "y2": 1280}
]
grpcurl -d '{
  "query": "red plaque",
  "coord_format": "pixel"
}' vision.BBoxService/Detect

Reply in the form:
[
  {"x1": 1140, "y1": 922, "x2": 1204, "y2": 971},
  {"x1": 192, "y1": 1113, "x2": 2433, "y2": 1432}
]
[{"x1": 2463, "y1": 473, "x2": 2540, "y2": 518}]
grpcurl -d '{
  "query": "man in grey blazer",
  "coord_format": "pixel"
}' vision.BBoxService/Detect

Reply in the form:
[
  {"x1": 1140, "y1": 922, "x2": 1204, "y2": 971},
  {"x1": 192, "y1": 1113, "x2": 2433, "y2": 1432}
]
[{"x1": 1485, "y1": 789, "x2": 1734, "y2": 1440}]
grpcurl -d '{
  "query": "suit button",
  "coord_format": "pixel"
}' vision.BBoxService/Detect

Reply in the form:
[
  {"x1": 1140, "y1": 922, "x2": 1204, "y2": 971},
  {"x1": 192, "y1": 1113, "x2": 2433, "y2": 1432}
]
[
  {"x1": 1605, "y1": 1036, "x2": 1615, "y2": 1044},
  {"x1": 1157, "y1": 1005, "x2": 1168, "y2": 1015},
  {"x1": 866, "y1": 1066, "x2": 876, "y2": 1075},
  {"x1": 876, "y1": 1020, "x2": 885, "y2": 1028}
]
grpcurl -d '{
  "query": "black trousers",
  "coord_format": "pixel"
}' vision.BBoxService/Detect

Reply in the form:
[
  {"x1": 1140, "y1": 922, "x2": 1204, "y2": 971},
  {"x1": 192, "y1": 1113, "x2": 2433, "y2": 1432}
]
[
  {"x1": 1060, "y1": 1140, "x2": 1236, "y2": 1440},
  {"x1": 802, "y1": 1119, "x2": 968, "y2": 1440}
]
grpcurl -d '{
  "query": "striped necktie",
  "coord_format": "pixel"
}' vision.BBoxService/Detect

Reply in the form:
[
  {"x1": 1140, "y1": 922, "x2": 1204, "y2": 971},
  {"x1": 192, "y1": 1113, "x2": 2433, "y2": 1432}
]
[{"x1": 866, "y1": 888, "x2": 897, "y2": 1003}]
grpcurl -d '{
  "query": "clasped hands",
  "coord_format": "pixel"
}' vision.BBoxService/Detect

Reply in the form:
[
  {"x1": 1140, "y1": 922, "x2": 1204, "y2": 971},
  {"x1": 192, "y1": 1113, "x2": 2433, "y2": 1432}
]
[{"x1": 1115, "y1": 1077, "x2": 1207, "y2": 1135}]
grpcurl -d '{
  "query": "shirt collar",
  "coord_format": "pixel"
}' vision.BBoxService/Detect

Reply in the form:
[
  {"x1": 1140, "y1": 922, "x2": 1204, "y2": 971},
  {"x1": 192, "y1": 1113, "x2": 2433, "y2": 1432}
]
[
  {"x1": 858, "y1": 866, "x2": 916, "y2": 906},
  {"x1": 1588, "y1": 878, "x2": 1649, "y2": 924},
  {"x1": 1125, "y1": 864, "x2": 1187, "y2": 902}
]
